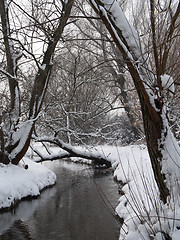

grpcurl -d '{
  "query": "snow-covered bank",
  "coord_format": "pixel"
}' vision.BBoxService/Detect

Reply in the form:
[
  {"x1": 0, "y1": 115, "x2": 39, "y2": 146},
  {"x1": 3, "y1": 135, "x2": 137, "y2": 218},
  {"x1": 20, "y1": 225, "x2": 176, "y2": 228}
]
[
  {"x1": 108, "y1": 145, "x2": 180, "y2": 240},
  {"x1": 0, "y1": 158, "x2": 56, "y2": 210}
]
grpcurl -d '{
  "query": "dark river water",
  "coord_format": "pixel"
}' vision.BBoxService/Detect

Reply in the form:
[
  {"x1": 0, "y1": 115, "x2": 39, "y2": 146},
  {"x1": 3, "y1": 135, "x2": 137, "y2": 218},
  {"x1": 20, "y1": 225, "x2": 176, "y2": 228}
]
[{"x1": 0, "y1": 161, "x2": 120, "y2": 240}]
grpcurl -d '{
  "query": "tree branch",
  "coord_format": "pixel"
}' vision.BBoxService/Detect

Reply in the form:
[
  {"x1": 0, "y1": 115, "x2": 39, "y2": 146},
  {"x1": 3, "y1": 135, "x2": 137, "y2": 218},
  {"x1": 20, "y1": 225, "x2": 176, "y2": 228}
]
[
  {"x1": 161, "y1": 2, "x2": 180, "y2": 73},
  {"x1": 29, "y1": 0, "x2": 74, "y2": 119},
  {"x1": 150, "y1": 0, "x2": 161, "y2": 91}
]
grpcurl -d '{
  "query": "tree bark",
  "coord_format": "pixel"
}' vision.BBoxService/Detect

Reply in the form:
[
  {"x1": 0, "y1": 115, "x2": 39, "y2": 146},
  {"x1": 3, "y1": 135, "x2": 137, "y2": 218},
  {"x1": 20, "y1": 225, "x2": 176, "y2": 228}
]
[{"x1": 138, "y1": 91, "x2": 170, "y2": 203}]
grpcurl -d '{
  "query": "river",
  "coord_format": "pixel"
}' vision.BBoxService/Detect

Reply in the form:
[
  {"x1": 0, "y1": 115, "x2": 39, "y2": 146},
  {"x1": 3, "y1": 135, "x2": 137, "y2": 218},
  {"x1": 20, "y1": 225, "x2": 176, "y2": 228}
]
[{"x1": 0, "y1": 160, "x2": 120, "y2": 240}]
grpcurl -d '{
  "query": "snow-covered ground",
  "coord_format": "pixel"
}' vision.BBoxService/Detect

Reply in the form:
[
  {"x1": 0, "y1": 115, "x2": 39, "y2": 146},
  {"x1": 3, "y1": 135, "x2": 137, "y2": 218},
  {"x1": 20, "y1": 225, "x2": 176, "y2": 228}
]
[
  {"x1": 0, "y1": 157, "x2": 56, "y2": 210},
  {"x1": 0, "y1": 143, "x2": 179, "y2": 240}
]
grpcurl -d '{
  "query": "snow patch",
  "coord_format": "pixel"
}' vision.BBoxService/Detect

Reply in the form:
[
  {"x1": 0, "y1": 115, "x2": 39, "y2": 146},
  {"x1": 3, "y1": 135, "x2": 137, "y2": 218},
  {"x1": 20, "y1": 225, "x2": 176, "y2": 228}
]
[
  {"x1": 40, "y1": 63, "x2": 46, "y2": 70},
  {"x1": 0, "y1": 158, "x2": 56, "y2": 209}
]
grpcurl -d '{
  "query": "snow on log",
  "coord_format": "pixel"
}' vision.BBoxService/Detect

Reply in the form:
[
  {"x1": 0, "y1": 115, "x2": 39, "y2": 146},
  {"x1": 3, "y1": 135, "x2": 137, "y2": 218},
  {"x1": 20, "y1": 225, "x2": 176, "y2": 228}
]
[{"x1": 35, "y1": 137, "x2": 112, "y2": 168}]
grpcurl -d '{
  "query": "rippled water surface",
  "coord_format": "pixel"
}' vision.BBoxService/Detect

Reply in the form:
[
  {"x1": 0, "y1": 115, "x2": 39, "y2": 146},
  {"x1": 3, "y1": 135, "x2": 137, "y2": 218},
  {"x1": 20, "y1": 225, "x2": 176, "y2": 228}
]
[{"x1": 0, "y1": 161, "x2": 120, "y2": 240}]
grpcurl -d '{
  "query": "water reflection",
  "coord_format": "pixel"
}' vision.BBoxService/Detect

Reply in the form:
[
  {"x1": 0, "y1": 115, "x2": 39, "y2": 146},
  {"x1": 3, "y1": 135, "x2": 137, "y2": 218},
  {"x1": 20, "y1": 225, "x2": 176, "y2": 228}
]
[
  {"x1": 0, "y1": 161, "x2": 120, "y2": 240},
  {"x1": 0, "y1": 220, "x2": 33, "y2": 240},
  {"x1": 0, "y1": 187, "x2": 56, "y2": 236}
]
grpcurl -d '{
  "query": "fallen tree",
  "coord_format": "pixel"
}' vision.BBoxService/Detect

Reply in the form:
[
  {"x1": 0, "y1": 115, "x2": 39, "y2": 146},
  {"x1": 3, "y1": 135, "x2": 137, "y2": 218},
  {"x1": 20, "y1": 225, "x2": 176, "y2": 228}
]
[{"x1": 32, "y1": 137, "x2": 111, "y2": 168}]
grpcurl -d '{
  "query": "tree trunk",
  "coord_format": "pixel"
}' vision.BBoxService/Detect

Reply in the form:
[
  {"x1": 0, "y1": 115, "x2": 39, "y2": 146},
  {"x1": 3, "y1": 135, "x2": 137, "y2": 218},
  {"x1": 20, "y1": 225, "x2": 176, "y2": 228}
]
[
  {"x1": 129, "y1": 65, "x2": 170, "y2": 204},
  {"x1": 90, "y1": 0, "x2": 171, "y2": 203},
  {"x1": 139, "y1": 93, "x2": 170, "y2": 203}
]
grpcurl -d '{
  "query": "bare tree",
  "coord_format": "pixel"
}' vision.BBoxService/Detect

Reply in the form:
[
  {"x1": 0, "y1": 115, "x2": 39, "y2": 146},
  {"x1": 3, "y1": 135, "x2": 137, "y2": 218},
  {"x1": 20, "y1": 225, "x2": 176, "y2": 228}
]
[
  {"x1": 89, "y1": 0, "x2": 180, "y2": 203},
  {"x1": 0, "y1": 0, "x2": 74, "y2": 165}
]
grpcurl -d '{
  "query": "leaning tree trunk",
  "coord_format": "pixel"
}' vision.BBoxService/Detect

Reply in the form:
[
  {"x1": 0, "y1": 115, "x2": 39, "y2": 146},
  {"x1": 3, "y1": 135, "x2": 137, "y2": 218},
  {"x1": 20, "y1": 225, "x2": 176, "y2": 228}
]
[{"x1": 89, "y1": 0, "x2": 177, "y2": 203}]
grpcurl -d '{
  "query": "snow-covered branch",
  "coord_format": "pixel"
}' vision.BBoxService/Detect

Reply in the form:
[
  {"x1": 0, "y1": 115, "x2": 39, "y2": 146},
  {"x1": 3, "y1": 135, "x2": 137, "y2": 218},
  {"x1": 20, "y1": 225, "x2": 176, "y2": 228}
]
[
  {"x1": 32, "y1": 148, "x2": 71, "y2": 162},
  {"x1": 90, "y1": 0, "x2": 159, "y2": 117},
  {"x1": 35, "y1": 137, "x2": 111, "y2": 167}
]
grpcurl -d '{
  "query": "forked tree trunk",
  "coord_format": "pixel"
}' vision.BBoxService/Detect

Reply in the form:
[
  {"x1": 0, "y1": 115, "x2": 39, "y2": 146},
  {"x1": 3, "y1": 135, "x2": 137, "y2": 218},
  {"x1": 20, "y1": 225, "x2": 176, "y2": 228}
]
[{"x1": 0, "y1": 0, "x2": 74, "y2": 165}]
